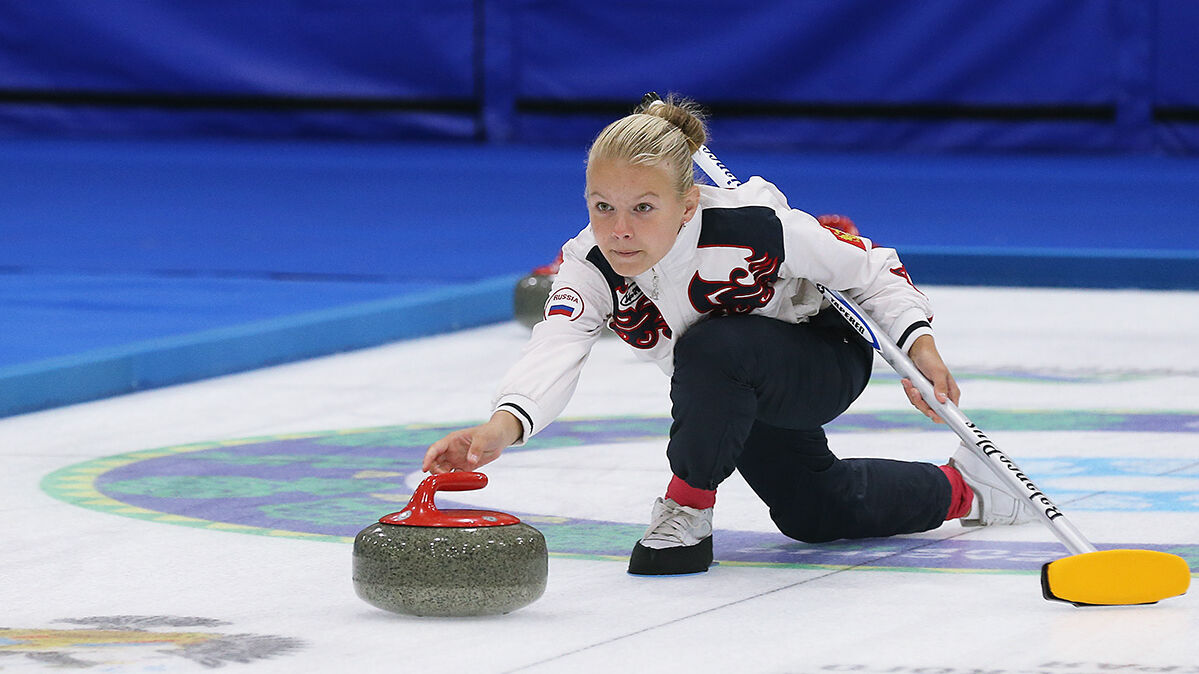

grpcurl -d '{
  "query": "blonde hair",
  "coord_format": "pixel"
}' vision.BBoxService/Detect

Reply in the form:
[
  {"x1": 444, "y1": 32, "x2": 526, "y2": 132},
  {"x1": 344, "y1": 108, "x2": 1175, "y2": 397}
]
[{"x1": 585, "y1": 94, "x2": 708, "y2": 198}]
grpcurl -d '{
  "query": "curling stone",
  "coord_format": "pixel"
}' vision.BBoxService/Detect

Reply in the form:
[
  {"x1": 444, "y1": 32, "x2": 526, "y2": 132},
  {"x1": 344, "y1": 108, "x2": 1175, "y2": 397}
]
[
  {"x1": 512, "y1": 251, "x2": 612, "y2": 336},
  {"x1": 352, "y1": 471, "x2": 547, "y2": 617},
  {"x1": 514, "y1": 271, "x2": 555, "y2": 328},
  {"x1": 513, "y1": 250, "x2": 562, "y2": 329}
]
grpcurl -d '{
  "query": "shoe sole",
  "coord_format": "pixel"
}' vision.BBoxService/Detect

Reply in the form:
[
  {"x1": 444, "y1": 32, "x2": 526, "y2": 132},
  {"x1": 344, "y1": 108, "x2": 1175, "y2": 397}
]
[{"x1": 627, "y1": 536, "x2": 713, "y2": 575}]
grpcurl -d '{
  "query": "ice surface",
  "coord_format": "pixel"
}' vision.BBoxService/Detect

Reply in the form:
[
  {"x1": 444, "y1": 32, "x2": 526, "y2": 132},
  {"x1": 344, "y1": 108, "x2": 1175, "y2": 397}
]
[{"x1": 1, "y1": 286, "x2": 1196, "y2": 673}]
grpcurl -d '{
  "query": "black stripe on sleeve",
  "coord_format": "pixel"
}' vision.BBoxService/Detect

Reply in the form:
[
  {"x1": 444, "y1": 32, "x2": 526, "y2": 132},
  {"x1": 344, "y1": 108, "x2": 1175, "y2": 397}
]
[
  {"x1": 896, "y1": 321, "x2": 932, "y2": 349},
  {"x1": 498, "y1": 402, "x2": 533, "y2": 438}
]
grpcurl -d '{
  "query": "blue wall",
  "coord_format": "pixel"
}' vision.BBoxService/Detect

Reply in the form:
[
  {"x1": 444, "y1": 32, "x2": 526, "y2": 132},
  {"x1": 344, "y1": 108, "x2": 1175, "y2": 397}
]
[
  {"x1": 4, "y1": 2, "x2": 1199, "y2": 417},
  {"x1": 1, "y1": 1, "x2": 1197, "y2": 152}
]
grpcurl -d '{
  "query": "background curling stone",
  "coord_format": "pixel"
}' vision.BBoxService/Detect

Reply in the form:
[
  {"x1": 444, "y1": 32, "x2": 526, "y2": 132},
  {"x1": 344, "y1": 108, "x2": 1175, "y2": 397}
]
[
  {"x1": 514, "y1": 271, "x2": 555, "y2": 328},
  {"x1": 352, "y1": 471, "x2": 547, "y2": 617},
  {"x1": 513, "y1": 250, "x2": 561, "y2": 329}
]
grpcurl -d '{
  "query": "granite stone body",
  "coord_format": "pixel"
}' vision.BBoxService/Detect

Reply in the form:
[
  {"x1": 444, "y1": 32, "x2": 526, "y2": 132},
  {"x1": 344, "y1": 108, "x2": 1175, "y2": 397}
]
[
  {"x1": 353, "y1": 521, "x2": 548, "y2": 616},
  {"x1": 513, "y1": 273, "x2": 554, "y2": 328}
]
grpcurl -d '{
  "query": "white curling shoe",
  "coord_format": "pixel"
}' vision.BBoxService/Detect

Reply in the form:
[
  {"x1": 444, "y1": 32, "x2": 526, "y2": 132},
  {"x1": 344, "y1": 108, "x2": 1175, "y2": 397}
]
[
  {"x1": 627, "y1": 497, "x2": 714, "y2": 575},
  {"x1": 949, "y1": 443, "x2": 1038, "y2": 527}
]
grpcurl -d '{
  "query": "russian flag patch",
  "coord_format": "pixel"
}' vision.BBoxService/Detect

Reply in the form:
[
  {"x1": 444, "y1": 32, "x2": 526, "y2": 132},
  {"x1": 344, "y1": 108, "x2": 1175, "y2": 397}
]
[{"x1": 544, "y1": 287, "x2": 584, "y2": 321}]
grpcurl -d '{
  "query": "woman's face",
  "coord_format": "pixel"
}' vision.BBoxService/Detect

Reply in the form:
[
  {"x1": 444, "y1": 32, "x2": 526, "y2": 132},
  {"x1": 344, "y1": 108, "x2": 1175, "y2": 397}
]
[{"x1": 586, "y1": 159, "x2": 700, "y2": 277}]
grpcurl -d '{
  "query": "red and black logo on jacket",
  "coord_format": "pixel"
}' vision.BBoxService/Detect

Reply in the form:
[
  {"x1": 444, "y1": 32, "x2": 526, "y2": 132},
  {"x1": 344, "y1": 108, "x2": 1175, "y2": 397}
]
[
  {"x1": 586, "y1": 247, "x2": 672, "y2": 349},
  {"x1": 688, "y1": 207, "x2": 784, "y2": 316}
]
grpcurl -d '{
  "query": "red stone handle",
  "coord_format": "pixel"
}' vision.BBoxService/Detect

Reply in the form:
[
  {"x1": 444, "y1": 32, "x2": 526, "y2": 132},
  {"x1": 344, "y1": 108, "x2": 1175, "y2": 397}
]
[
  {"x1": 408, "y1": 471, "x2": 487, "y2": 515},
  {"x1": 380, "y1": 472, "x2": 519, "y2": 527}
]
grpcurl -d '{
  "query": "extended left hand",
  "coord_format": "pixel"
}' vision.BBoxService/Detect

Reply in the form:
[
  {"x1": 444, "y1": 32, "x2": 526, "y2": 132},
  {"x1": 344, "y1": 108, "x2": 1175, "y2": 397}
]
[{"x1": 902, "y1": 334, "x2": 960, "y2": 424}]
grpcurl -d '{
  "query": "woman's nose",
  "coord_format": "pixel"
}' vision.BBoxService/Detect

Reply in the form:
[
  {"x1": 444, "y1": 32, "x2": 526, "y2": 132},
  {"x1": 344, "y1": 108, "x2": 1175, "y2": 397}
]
[{"x1": 611, "y1": 214, "x2": 633, "y2": 238}]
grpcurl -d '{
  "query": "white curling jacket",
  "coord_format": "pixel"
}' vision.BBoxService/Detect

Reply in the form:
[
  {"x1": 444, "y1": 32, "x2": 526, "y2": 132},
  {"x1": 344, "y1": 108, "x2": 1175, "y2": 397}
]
[{"x1": 494, "y1": 177, "x2": 934, "y2": 443}]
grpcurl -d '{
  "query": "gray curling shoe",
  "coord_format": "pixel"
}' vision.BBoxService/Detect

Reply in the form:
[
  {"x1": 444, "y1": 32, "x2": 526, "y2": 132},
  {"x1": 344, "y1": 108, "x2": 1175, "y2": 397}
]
[
  {"x1": 950, "y1": 443, "x2": 1037, "y2": 527},
  {"x1": 627, "y1": 497, "x2": 714, "y2": 575}
]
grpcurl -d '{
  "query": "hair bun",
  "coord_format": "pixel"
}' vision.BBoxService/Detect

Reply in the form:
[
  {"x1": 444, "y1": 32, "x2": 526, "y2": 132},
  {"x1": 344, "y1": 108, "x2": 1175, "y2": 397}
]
[{"x1": 637, "y1": 93, "x2": 707, "y2": 155}]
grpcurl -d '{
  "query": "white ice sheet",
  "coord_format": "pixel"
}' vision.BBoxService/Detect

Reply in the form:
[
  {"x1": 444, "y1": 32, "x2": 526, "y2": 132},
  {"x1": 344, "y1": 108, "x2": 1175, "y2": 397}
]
[{"x1": 1, "y1": 286, "x2": 1196, "y2": 673}]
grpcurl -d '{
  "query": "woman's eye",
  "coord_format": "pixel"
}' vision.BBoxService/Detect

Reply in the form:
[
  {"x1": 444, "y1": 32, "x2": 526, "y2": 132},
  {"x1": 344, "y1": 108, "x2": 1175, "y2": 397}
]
[
  {"x1": 594, "y1": 202, "x2": 613, "y2": 212},
  {"x1": 634, "y1": 203, "x2": 653, "y2": 213}
]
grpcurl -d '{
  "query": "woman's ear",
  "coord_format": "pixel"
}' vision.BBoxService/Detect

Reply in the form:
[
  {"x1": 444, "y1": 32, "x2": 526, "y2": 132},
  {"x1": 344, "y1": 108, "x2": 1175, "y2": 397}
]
[{"x1": 682, "y1": 185, "x2": 700, "y2": 223}]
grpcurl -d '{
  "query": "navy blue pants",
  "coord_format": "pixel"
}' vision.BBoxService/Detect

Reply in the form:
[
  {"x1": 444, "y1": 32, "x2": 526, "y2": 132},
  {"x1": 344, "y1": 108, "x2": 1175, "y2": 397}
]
[{"x1": 667, "y1": 312, "x2": 951, "y2": 543}]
